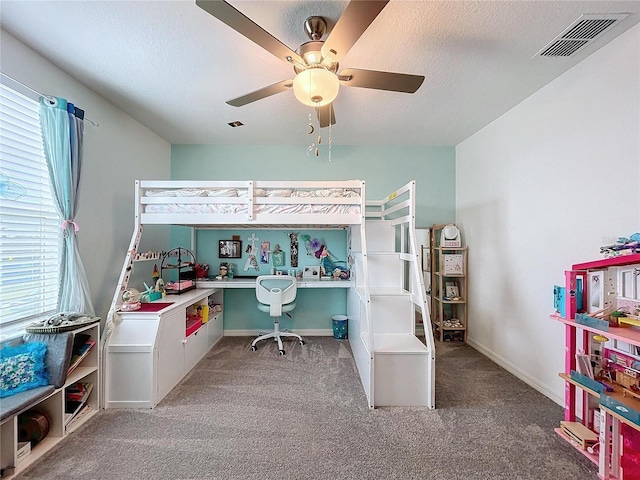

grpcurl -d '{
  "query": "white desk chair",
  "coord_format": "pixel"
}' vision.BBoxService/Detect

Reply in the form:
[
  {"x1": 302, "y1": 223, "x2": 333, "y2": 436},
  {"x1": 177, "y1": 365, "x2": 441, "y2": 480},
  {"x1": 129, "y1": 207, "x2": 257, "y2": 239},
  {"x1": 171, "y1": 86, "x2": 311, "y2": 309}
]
[{"x1": 251, "y1": 275, "x2": 305, "y2": 355}]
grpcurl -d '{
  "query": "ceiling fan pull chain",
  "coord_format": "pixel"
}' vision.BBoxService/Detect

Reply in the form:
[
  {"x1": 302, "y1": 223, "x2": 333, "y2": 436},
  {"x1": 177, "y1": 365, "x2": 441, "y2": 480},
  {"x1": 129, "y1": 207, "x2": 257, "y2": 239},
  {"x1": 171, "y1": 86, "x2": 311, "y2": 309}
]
[{"x1": 328, "y1": 110, "x2": 332, "y2": 162}]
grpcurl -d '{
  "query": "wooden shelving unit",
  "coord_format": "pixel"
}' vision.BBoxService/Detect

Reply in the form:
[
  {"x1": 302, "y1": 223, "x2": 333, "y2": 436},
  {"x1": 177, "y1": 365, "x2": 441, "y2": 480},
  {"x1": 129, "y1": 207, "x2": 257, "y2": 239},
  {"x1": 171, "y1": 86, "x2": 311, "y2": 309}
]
[{"x1": 430, "y1": 224, "x2": 468, "y2": 342}]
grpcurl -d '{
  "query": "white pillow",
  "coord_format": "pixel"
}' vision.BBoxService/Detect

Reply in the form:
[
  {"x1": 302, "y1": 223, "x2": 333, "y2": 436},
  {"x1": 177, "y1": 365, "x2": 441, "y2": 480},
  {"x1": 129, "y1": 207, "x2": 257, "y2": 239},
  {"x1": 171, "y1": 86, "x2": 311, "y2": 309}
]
[
  {"x1": 265, "y1": 189, "x2": 293, "y2": 197},
  {"x1": 291, "y1": 190, "x2": 313, "y2": 197},
  {"x1": 146, "y1": 188, "x2": 207, "y2": 197},
  {"x1": 206, "y1": 188, "x2": 238, "y2": 197},
  {"x1": 145, "y1": 189, "x2": 176, "y2": 197}
]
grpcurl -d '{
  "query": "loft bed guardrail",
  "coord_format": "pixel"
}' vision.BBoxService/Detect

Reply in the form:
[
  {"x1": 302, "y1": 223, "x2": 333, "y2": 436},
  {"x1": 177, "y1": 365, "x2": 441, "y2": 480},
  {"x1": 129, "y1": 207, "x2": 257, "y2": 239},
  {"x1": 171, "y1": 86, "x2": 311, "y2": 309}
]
[{"x1": 136, "y1": 179, "x2": 365, "y2": 228}]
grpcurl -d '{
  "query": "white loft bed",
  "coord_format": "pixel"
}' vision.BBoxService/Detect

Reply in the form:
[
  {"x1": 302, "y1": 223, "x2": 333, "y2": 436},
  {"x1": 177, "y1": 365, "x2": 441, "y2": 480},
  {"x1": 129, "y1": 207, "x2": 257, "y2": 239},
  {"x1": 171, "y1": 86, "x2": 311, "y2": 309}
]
[
  {"x1": 137, "y1": 180, "x2": 364, "y2": 228},
  {"x1": 105, "y1": 179, "x2": 434, "y2": 409}
]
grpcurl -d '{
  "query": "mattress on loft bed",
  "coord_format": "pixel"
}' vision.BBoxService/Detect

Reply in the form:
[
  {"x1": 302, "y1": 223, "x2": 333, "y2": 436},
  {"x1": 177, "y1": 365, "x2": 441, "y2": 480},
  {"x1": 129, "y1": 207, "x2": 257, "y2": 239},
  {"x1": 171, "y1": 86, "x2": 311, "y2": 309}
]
[
  {"x1": 142, "y1": 186, "x2": 362, "y2": 215},
  {"x1": 144, "y1": 203, "x2": 360, "y2": 215},
  {"x1": 143, "y1": 186, "x2": 361, "y2": 198}
]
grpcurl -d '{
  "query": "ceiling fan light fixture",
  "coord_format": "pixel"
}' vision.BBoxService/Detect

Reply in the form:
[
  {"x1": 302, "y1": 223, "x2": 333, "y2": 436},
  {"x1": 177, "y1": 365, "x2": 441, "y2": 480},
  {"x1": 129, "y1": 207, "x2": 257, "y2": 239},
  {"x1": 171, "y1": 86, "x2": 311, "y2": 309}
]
[
  {"x1": 299, "y1": 41, "x2": 324, "y2": 65},
  {"x1": 293, "y1": 68, "x2": 339, "y2": 107}
]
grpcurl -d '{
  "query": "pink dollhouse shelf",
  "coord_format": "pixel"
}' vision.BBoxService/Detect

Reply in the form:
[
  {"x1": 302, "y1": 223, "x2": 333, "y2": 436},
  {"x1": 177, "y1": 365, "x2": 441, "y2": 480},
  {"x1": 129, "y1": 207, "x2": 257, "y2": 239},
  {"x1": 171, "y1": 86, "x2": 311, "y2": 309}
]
[
  {"x1": 572, "y1": 253, "x2": 640, "y2": 271},
  {"x1": 553, "y1": 428, "x2": 599, "y2": 466},
  {"x1": 551, "y1": 314, "x2": 640, "y2": 346}
]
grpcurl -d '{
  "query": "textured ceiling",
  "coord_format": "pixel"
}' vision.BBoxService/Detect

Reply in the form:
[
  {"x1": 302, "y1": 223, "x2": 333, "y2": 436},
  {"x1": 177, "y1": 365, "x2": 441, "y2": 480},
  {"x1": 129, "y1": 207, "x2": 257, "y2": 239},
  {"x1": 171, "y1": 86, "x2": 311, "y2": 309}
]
[{"x1": 1, "y1": 1, "x2": 638, "y2": 146}]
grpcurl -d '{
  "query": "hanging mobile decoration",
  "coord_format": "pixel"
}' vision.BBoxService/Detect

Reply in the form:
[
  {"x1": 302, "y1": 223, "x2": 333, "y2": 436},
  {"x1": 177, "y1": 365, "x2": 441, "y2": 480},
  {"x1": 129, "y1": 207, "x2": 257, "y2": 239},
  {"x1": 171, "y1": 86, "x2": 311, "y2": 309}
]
[
  {"x1": 304, "y1": 104, "x2": 332, "y2": 161},
  {"x1": 306, "y1": 112, "x2": 316, "y2": 157}
]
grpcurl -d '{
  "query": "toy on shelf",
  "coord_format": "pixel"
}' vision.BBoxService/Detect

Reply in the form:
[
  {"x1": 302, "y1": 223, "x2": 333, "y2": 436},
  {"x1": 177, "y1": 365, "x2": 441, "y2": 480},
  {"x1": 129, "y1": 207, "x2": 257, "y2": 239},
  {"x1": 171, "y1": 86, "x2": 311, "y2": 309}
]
[
  {"x1": 152, "y1": 264, "x2": 159, "y2": 285},
  {"x1": 140, "y1": 282, "x2": 162, "y2": 303},
  {"x1": 600, "y1": 233, "x2": 640, "y2": 258},
  {"x1": 121, "y1": 288, "x2": 141, "y2": 311}
]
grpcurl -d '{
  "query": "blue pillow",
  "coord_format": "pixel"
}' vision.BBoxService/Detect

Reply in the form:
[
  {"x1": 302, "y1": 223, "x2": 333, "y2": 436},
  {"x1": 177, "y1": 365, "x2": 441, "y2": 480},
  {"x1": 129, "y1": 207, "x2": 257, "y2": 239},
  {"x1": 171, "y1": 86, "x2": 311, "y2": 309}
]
[{"x1": 0, "y1": 341, "x2": 49, "y2": 398}]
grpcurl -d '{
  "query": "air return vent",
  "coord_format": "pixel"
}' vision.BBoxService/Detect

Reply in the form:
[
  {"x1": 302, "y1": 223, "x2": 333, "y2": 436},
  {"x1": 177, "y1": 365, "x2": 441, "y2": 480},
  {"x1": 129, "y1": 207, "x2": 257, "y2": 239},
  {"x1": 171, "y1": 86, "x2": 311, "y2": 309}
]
[{"x1": 535, "y1": 13, "x2": 629, "y2": 58}]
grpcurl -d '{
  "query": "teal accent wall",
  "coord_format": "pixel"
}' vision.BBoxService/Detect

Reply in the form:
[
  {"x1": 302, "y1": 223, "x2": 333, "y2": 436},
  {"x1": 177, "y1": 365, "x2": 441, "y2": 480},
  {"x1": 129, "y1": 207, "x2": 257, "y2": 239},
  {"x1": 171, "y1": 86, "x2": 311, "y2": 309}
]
[
  {"x1": 171, "y1": 145, "x2": 456, "y2": 227},
  {"x1": 222, "y1": 287, "x2": 346, "y2": 332},
  {"x1": 194, "y1": 229, "x2": 347, "y2": 277},
  {"x1": 170, "y1": 144, "x2": 456, "y2": 332}
]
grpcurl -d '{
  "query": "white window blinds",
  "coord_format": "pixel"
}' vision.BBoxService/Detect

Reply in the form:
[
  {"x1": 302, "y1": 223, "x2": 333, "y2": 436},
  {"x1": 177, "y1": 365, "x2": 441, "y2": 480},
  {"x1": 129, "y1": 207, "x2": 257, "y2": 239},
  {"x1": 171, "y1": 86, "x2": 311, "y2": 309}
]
[{"x1": 0, "y1": 83, "x2": 60, "y2": 326}]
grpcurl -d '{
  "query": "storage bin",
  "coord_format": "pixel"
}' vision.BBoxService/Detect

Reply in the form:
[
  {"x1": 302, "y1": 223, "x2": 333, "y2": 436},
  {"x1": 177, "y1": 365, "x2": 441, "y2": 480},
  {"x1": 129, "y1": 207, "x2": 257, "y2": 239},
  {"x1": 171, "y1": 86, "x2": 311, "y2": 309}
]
[
  {"x1": 185, "y1": 317, "x2": 201, "y2": 337},
  {"x1": 332, "y1": 315, "x2": 348, "y2": 339}
]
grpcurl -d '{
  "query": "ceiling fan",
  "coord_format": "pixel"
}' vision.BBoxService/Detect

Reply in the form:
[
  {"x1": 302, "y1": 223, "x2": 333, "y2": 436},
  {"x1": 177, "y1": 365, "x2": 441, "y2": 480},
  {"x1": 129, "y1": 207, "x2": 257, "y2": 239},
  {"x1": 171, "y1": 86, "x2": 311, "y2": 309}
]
[{"x1": 195, "y1": 0, "x2": 425, "y2": 127}]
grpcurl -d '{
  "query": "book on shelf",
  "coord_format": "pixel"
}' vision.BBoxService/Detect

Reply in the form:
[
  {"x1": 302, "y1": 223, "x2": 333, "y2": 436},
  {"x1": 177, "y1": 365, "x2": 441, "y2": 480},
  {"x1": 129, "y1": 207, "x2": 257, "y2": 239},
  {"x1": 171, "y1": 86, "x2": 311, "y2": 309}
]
[
  {"x1": 65, "y1": 404, "x2": 93, "y2": 431},
  {"x1": 65, "y1": 382, "x2": 94, "y2": 426},
  {"x1": 66, "y1": 381, "x2": 94, "y2": 403},
  {"x1": 67, "y1": 334, "x2": 96, "y2": 375}
]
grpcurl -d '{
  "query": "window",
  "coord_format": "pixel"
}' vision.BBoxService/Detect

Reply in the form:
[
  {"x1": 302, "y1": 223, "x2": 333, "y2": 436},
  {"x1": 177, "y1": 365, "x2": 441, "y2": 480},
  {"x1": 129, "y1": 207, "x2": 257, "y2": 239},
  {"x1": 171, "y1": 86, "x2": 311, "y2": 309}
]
[{"x1": 0, "y1": 83, "x2": 61, "y2": 329}]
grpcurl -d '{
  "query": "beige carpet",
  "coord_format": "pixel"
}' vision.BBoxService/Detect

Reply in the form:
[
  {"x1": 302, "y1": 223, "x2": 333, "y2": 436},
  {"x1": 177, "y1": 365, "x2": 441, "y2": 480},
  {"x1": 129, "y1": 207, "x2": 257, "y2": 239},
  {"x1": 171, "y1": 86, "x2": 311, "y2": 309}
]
[{"x1": 16, "y1": 336, "x2": 598, "y2": 479}]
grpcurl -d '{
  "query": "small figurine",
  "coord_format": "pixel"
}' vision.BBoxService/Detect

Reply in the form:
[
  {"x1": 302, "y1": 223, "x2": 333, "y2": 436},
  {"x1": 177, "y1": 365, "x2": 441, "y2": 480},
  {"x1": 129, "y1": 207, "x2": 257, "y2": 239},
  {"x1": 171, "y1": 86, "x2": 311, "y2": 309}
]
[{"x1": 152, "y1": 263, "x2": 159, "y2": 285}]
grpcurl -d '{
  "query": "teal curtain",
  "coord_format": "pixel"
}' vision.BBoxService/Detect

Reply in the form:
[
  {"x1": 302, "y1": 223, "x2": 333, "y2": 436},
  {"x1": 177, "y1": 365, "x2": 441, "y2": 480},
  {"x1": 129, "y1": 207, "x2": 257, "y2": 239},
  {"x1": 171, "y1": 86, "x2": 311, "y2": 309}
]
[{"x1": 39, "y1": 96, "x2": 94, "y2": 315}]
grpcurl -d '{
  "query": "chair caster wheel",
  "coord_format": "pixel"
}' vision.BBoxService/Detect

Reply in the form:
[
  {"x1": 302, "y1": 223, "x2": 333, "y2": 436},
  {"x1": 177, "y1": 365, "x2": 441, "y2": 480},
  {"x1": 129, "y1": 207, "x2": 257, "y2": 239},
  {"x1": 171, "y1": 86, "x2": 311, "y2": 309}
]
[
  {"x1": 279, "y1": 350, "x2": 285, "y2": 356},
  {"x1": 251, "y1": 346, "x2": 257, "y2": 351},
  {"x1": 299, "y1": 340, "x2": 305, "y2": 346}
]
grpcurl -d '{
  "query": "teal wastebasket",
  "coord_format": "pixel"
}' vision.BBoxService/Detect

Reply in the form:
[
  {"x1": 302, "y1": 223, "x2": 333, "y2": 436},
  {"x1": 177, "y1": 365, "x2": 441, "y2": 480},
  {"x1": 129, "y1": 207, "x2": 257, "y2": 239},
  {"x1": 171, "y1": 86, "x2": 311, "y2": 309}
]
[{"x1": 332, "y1": 315, "x2": 348, "y2": 339}]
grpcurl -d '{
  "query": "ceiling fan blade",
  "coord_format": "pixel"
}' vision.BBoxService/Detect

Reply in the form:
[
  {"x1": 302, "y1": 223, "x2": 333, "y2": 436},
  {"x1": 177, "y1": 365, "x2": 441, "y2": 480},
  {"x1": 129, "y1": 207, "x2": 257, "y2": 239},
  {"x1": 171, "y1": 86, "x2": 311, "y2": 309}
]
[
  {"x1": 321, "y1": 1, "x2": 390, "y2": 62},
  {"x1": 196, "y1": 0, "x2": 304, "y2": 66},
  {"x1": 316, "y1": 103, "x2": 336, "y2": 128},
  {"x1": 226, "y1": 80, "x2": 293, "y2": 107},
  {"x1": 339, "y1": 68, "x2": 424, "y2": 93}
]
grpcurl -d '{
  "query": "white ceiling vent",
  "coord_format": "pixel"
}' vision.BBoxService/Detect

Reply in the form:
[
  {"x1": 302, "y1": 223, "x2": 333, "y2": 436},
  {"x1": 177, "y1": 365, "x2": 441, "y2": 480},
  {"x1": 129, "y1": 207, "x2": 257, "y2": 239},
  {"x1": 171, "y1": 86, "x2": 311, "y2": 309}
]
[{"x1": 535, "y1": 13, "x2": 629, "y2": 58}]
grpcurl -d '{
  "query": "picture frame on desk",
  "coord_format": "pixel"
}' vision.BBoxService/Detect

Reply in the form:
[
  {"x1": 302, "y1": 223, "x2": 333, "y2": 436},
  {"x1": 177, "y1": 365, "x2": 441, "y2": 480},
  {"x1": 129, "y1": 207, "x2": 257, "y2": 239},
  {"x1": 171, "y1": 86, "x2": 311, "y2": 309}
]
[{"x1": 219, "y1": 240, "x2": 242, "y2": 259}]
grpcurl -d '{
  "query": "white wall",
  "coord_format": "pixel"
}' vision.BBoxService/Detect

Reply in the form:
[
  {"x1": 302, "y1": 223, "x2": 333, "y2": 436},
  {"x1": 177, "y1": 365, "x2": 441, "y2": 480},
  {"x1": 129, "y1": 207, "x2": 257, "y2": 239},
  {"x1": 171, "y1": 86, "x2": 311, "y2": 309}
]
[
  {"x1": 1, "y1": 30, "x2": 172, "y2": 323},
  {"x1": 455, "y1": 24, "x2": 640, "y2": 404}
]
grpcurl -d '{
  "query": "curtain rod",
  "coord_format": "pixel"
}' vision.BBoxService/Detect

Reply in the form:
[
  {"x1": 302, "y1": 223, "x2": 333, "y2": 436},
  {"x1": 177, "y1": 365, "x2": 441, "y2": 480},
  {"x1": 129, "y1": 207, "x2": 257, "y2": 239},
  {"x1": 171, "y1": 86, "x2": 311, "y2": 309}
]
[{"x1": 0, "y1": 72, "x2": 99, "y2": 127}]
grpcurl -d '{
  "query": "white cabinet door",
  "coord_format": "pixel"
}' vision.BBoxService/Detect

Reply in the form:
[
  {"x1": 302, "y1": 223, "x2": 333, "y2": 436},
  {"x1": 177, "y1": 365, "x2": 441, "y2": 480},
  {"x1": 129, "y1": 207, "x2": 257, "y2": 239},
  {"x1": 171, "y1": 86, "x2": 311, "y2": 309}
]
[
  {"x1": 156, "y1": 308, "x2": 185, "y2": 405},
  {"x1": 185, "y1": 326, "x2": 208, "y2": 372},
  {"x1": 208, "y1": 312, "x2": 223, "y2": 347}
]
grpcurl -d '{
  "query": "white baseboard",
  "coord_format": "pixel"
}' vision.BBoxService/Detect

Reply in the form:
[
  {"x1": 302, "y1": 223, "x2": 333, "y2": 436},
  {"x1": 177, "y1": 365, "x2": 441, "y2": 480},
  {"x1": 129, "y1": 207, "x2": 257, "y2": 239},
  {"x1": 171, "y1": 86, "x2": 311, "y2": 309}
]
[
  {"x1": 466, "y1": 337, "x2": 563, "y2": 407},
  {"x1": 224, "y1": 329, "x2": 334, "y2": 337}
]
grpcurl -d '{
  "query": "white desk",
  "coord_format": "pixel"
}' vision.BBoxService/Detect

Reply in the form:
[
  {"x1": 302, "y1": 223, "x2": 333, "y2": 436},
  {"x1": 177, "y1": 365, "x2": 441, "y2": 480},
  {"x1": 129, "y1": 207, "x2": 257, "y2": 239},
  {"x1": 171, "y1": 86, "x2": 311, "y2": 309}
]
[
  {"x1": 195, "y1": 278, "x2": 351, "y2": 338},
  {"x1": 105, "y1": 280, "x2": 352, "y2": 408},
  {"x1": 195, "y1": 277, "x2": 353, "y2": 289}
]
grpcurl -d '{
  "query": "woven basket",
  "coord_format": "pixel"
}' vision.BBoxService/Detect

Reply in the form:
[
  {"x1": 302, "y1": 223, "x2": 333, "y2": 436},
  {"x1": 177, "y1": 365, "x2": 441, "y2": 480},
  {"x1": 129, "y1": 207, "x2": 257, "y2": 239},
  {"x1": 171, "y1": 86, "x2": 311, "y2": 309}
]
[{"x1": 25, "y1": 313, "x2": 100, "y2": 333}]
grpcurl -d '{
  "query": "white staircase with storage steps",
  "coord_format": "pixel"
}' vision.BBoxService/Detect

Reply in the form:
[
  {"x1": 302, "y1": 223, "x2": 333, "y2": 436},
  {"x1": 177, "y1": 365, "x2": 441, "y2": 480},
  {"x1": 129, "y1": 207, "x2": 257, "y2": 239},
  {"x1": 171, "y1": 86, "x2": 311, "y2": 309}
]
[
  {"x1": 367, "y1": 220, "x2": 432, "y2": 406},
  {"x1": 348, "y1": 181, "x2": 434, "y2": 408}
]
